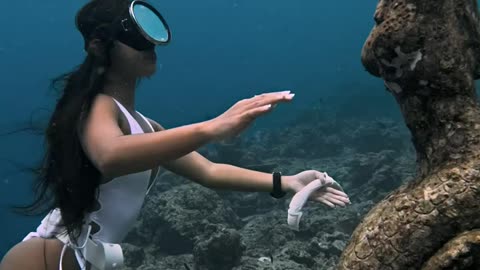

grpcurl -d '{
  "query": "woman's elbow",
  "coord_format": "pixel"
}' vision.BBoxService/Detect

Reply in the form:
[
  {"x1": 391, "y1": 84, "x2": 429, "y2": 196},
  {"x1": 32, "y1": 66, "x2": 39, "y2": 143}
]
[{"x1": 92, "y1": 145, "x2": 118, "y2": 179}]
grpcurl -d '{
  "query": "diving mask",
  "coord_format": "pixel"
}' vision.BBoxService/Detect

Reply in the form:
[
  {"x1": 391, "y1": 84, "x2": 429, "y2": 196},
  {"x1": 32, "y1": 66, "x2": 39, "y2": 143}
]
[{"x1": 110, "y1": 0, "x2": 171, "y2": 51}]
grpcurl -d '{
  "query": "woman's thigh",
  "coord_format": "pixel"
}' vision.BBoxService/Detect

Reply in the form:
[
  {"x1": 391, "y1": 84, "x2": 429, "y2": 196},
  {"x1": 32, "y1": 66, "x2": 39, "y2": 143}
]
[{"x1": 0, "y1": 238, "x2": 80, "y2": 270}]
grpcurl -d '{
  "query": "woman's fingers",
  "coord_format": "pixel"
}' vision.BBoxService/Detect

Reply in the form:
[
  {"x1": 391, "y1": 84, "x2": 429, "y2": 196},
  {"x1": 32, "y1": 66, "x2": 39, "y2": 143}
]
[
  {"x1": 311, "y1": 190, "x2": 350, "y2": 207},
  {"x1": 243, "y1": 91, "x2": 294, "y2": 111},
  {"x1": 243, "y1": 103, "x2": 274, "y2": 120},
  {"x1": 320, "y1": 193, "x2": 346, "y2": 207},
  {"x1": 315, "y1": 196, "x2": 335, "y2": 208},
  {"x1": 324, "y1": 186, "x2": 349, "y2": 198},
  {"x1": 325, "y1": 193, "x2": 350, "y2": 206},
  {"x1": 324, "y1": 190, "x2": 350, "y2": 203}
]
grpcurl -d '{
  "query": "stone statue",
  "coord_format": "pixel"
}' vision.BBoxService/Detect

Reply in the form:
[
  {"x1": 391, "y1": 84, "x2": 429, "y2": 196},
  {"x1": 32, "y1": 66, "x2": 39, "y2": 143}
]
[{"x1": 338, "y1": 0, "x2": 480, "y2": 269}]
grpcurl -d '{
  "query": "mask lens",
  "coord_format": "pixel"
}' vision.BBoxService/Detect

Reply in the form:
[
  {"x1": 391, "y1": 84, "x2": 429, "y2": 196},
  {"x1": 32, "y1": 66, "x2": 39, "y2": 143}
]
[{"x1": 132, "y1": 2, "x2": 170, "y2": 44}]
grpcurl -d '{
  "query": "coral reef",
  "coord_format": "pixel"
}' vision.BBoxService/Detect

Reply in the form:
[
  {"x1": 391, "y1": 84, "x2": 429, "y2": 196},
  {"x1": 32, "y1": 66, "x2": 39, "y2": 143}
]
[{"x1": 119, "y1": 111, "x2": 415, "y2": 269}]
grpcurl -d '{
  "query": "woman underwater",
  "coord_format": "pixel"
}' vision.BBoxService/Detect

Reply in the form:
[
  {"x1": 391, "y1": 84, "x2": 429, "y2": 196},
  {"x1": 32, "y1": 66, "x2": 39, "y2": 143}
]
[{"x1": 0, "y1": 0, "x2": 350, "y2": 269}]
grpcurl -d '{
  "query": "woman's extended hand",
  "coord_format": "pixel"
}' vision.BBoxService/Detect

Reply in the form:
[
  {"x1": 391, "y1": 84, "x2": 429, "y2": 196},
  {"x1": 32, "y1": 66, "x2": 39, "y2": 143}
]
[
  {"x1": 287, "y1": 170, "x2": 350, "y2": 208},
  {"x1": 285, "y1": 170, "x2": 350, "y2": 231},
  {"x1": 205, "y1": 90, "x2": 294, "y2": 140}
]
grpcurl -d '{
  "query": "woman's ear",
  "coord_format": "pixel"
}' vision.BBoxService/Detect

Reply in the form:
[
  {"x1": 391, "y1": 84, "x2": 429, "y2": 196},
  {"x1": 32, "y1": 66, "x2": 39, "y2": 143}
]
[{"x1": 86, "y1": 38, "x2": 107, "y2": 58}]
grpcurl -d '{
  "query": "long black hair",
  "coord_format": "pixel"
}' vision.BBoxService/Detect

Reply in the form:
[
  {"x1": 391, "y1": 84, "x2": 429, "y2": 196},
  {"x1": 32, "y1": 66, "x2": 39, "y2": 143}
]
[{"x1": 11, "y1": 0, "x2": 131, "y2": 242}]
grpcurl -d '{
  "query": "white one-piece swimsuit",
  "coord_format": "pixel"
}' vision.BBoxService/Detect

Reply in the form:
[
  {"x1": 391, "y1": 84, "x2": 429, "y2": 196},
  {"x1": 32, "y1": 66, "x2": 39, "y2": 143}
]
[{"x1": 22, "y1": 98, "x2": 159, "y2": 269}]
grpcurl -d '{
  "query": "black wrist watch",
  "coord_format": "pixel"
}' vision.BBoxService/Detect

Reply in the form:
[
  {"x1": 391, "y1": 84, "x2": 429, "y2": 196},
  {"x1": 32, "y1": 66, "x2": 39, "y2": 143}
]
[{"x1": 270, "y1": 171, "x2": 287, "y2": 199}]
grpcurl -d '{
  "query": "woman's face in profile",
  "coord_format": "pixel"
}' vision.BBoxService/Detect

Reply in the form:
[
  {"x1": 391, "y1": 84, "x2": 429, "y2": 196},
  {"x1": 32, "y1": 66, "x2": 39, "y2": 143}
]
[{"x1": 109, "y1": 40, "x2": 157, "y2": 78}]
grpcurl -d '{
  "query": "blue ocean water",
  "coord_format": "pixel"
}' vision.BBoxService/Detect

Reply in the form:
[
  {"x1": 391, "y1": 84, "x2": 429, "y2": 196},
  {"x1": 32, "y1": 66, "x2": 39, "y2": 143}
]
[{"x1": 1, "y1": 0, "x2": 478, "y2": 263}]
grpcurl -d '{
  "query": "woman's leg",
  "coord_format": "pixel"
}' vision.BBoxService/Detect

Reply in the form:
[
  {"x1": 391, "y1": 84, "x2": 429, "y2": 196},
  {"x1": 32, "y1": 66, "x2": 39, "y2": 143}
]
[{"x1": 0, "y1": 238, "x2": 81, "y2": 270}]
